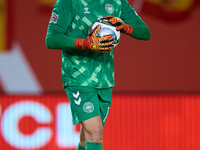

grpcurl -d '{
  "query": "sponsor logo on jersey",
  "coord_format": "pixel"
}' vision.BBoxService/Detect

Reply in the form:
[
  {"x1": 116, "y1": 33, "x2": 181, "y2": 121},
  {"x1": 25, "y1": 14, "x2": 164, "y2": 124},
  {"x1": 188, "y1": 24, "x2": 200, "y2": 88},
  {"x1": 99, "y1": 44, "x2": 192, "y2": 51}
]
[
  {"x1": 105, "y1": 4, "x2": 114, "y2": 14},
  {"x1": 73, "y1": 91, "x2": 82, "y2": 105},
  {"x1": 49, "y1": 13, "x2": 58, "y2": 24},
  {"x1": 84, "y1": 7, "x2": 90, "y2": 13},
  {"x1": 83, "y1": 102, "x2": 94, "y2": 113}
]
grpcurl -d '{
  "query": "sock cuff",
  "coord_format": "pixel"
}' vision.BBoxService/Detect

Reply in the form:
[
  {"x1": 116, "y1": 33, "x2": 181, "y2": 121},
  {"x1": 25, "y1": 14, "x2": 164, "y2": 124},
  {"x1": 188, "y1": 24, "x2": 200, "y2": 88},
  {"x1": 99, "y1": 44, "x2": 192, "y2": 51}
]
[
  {"x1": 85, "y1": 141, "x2": 102, "y2": 150},
  {"x1": 77, "y1": 143, "x2": 85, "y2": 150}
]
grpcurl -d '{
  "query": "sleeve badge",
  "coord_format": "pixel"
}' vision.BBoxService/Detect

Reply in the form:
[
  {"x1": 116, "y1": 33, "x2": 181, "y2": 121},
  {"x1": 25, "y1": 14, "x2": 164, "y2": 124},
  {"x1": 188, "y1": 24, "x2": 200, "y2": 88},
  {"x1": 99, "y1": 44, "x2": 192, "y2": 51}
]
[{"x1": 49, "y1": 13, "x2": 59, "y2": 24}]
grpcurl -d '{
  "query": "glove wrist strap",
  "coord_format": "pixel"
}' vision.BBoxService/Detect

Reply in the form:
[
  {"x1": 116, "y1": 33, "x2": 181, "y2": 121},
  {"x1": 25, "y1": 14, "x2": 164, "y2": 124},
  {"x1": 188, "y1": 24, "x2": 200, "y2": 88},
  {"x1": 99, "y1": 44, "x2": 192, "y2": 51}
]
[
  {"x1": 75, "y1": 38, "x2": 84, "y2": 49},
  {"x1": 125, "y1": 24, "x2": 133, "y2": 35}
]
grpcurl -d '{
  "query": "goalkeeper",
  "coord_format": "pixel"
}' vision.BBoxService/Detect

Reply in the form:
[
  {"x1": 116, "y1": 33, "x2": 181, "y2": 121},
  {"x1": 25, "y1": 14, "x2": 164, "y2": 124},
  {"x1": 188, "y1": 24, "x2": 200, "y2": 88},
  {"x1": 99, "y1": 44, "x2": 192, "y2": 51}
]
[{"x1": 45, "y1": 0, "x2": 151, "y2": 150}]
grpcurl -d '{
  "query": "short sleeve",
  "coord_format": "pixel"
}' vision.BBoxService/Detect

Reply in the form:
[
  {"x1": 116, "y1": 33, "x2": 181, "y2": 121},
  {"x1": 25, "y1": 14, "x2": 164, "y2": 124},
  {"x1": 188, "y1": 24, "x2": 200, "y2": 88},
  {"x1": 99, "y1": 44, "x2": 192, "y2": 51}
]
[
  {"x1": 48, "y1": 0, "x2": 72, "y2": 33},
  {"x1": 120, "y1": 0, "x2": 141, "y2": 25}
]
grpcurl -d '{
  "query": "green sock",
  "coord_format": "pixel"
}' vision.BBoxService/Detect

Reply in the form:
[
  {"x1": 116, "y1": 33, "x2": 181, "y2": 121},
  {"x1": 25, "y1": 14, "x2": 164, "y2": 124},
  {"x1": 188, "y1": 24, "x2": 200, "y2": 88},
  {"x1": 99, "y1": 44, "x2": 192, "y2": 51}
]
[
  {"x1": 85, "y1": 141, "x2": 102, "y2": 150},
  {"x1": 77, "y1": 143, "x2": 85, "y2": 150}
]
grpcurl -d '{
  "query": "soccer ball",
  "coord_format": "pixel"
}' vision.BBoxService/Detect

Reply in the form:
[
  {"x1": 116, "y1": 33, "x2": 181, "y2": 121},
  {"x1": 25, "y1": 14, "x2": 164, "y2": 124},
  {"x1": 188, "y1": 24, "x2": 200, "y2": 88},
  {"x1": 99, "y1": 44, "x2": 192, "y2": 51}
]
[{"x1": 89, "y1": 19, "x2": 120, "y2": 48}]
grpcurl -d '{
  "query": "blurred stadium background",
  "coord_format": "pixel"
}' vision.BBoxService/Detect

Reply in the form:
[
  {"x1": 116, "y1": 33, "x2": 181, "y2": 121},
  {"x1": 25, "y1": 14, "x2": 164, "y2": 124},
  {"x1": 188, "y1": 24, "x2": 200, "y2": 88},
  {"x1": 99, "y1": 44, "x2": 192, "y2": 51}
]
[{"x1": 0, "y1": 0, "x2": 200, "y2": 149}]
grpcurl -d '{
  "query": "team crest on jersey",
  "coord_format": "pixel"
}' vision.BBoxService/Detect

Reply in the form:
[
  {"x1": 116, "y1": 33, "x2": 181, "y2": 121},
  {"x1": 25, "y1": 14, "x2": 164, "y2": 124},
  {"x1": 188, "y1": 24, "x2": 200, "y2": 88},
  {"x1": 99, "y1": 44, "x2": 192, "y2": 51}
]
[
  {"x1": 105, "y1": 4, "x2": 114, "y2": 14},
  {"x1": 49, "y1": 13, "x2": 58, "y2": 24}
]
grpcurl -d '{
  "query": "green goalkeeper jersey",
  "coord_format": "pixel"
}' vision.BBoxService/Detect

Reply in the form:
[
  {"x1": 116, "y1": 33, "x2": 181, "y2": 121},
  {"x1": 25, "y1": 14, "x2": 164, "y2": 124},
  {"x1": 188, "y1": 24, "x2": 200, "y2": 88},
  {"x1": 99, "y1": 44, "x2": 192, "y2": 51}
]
[{"x1": 47, "y1": 0, "x2": 150, "y2": 89}]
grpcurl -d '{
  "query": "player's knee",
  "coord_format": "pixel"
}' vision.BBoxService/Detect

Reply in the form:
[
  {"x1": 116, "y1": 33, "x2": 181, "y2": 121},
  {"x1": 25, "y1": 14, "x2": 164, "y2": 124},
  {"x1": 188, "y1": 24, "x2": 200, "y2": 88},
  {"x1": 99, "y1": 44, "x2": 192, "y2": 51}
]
[
  {"x1": 87, "y1": 126, "x2": 103, "y2": 141},
  {"x1": 91, "y1": 130, "x2": 103, "y2": 141}
]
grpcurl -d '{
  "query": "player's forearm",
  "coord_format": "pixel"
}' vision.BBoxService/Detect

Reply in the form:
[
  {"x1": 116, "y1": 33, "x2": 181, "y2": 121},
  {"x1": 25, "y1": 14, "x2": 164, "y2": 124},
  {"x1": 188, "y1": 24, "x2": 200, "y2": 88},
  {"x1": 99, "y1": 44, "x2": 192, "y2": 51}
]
[
  {"x1": 45, "y1": 29, "x2": 76, "y2": 50},
  {"x1": 130, "y1": 20, "x2": 151, "y2": 41}
]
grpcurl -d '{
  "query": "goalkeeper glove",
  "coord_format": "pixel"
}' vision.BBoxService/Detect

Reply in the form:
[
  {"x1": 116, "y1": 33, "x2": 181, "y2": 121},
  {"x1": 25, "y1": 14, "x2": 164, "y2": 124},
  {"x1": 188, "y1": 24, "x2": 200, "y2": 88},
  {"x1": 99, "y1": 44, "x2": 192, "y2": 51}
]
[
  {"x1": 75, "y1": 25, "x2": 114, "y2": 53},
  {"x1": 103, "y1": 16, "x2": 133, "y2": 35}
]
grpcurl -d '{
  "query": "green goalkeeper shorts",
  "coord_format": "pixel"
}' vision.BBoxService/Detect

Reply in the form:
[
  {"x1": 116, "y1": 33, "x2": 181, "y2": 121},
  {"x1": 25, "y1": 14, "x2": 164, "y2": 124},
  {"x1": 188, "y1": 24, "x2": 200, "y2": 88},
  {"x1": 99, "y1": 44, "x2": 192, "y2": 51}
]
[{"x1": 64, "y1": 86, "x2": 112, "y2": 126}]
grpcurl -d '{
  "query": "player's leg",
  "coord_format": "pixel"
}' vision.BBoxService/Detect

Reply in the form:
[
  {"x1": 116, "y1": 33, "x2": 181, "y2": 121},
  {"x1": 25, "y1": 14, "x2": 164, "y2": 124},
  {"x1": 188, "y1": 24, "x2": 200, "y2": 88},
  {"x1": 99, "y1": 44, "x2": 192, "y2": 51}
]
[
  {"x1": 80, "y1": 125, "x2": 86, "y2": 146},
  {"x1": 82, "y1": 115, "x2": 103, "y2": 142},
  {"x1": 77, "y1": 116, "x2": 103, "y2": 150},
  {"x1": 77, "y1": 125, "x2": 86, "y2": 150},
  {"x1": 77, "y1": 87, "x2": 112, "y2": 150},
  {"x1": 81, "y1": 115, "x2": 103, "y2": 150},
  {"x1": 65, "y1": 86, "x2": 102, "y2": 150},
  {"x1": 78, "y1": 116, "x2": 104, "y2": 150}
]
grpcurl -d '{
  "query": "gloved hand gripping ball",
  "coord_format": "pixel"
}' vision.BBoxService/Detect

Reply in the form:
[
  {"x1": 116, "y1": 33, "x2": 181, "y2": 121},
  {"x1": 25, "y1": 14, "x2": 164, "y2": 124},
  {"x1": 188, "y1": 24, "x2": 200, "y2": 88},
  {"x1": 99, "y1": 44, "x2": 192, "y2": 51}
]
[
  {"x1": 75, "y1": 25, "x2": 114, "y2": 53},
  {"x1": 103, "y1": 16, "x2": 133, "y2": 35}
]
